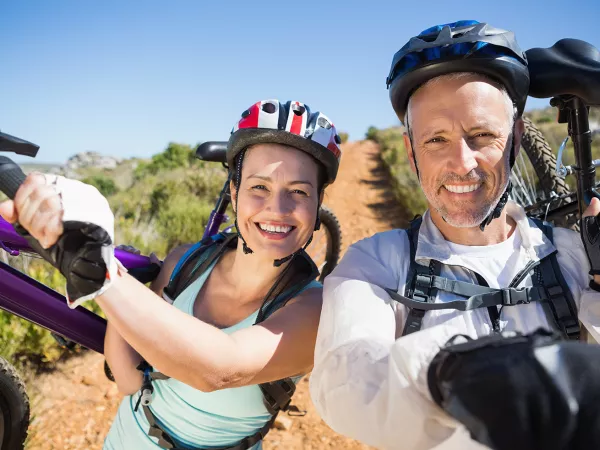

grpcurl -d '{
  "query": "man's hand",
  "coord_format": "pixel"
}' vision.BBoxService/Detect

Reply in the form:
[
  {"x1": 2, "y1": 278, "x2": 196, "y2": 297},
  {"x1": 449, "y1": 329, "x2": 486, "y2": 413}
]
[
  {"x1": 581, "y1": 197, "x2": 600, "y2": 286},
  {"x1": 428, "y1": 329, "x2": 600, "y2": 450}
]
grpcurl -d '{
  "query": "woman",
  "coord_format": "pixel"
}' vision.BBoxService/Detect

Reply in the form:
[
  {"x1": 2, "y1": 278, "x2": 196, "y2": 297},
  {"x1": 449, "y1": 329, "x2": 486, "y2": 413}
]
[{"x1": 0, "y1": 99, "x2": 342, "y2": 449}]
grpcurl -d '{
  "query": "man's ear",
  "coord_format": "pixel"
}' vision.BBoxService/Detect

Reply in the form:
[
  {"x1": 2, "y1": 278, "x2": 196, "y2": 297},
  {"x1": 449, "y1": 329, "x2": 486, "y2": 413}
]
[
  {"x1": 404, "y1": 132, "x2": 418, "y2": 174},
  {"x1": 512, "y1": 117, "x2": 525, "y2": 160}
]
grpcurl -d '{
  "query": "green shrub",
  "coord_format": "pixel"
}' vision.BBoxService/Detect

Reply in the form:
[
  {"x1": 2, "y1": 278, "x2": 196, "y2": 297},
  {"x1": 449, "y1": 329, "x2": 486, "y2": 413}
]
[{"x1": 81, "y1": 174, "x2": 119, "y2": 197}]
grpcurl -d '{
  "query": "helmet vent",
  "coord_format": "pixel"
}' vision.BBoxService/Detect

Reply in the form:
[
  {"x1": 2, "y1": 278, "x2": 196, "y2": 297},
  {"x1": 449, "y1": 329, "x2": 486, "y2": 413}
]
[
  {"x1": 241, "y1": 109, "x2": 250, "y2": 118},
  {"x1": 292, "y1": 103, "x2": 306, "y2": 116},
  {"x1": 317, "y1": 116, "x2": 332, "y2": 129},
  {"x1": 261, "y1": 102, "x2": 277, "y2": 114}
]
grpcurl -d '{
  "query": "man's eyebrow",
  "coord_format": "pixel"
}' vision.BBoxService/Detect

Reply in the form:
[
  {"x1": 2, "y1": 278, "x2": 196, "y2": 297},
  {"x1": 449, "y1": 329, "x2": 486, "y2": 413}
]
[
  {"x1": 418, "y1": 127, "x2": 448, "y2": 139},
  {"x1": 247, "y1": 174, "x2": 314, "y2": 187},
  {"x1": 466, "y1": 122, "x2": 501, "y2": 132}
]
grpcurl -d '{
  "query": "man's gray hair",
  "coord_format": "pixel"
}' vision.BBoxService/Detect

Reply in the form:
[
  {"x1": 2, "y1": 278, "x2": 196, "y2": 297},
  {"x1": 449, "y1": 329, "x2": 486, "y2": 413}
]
[{"x1": 404, "y1": 72, "x2": 518, "y2": 138}]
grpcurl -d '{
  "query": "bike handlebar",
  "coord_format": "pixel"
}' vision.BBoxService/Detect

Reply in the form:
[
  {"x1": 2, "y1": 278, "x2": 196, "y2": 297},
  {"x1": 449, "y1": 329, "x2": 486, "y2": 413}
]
[{"x1": 0, "y1": 156, "x2": 27, "y2": 200}]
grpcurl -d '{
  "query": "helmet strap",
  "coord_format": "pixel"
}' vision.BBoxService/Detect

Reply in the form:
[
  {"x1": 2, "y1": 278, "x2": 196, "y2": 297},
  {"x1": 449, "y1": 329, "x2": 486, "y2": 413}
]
[
  {"x1": 273, "y1": 233, "x2": 314, "y2": 267},
  {"x1": 479, "y1": 131, "x2": 516, "y2": 231}
]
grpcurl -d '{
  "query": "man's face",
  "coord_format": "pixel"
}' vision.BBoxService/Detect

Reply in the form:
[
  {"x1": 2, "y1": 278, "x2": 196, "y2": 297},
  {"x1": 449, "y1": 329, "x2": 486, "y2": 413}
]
[{"x1": 404, "y1": 75, "x2": 522, "y2": 228}]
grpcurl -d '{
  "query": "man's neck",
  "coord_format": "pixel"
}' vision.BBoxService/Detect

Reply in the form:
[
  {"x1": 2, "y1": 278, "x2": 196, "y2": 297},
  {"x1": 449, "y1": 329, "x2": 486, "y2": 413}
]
[{"x1": 429, "y1": 209, "x2": 517, "y2": 246}]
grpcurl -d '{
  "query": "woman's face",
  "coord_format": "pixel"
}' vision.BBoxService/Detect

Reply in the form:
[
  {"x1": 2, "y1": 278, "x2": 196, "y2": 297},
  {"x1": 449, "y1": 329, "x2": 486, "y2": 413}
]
[{"x1": 232, "y1": 143, "x2": 321, "y2": 261}]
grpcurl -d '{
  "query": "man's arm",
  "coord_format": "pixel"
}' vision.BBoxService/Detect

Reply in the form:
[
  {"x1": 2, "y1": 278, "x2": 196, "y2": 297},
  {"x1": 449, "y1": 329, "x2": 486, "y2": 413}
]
[{"x1": 309, "y1": 231, "x2": 485, "y2": 450}]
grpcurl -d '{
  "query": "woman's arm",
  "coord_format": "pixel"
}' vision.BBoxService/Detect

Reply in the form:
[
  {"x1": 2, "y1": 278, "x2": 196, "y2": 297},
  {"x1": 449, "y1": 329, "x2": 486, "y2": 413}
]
[
  {"x1": 103, "y1": 245, "x2": 191, "y2": 394},
  {"x1": 96, "y1": 272, "x2": 322, "y2": 392}
]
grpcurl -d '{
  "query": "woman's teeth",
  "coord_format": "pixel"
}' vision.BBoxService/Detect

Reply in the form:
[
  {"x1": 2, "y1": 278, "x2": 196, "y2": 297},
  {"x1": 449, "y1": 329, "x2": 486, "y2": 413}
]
[
  {"x1": 444, "y1": 184, "x2": 480, "y2": 194},
  {"x1": 258, "y1": 223, "x2": 293, "y2": 233}
]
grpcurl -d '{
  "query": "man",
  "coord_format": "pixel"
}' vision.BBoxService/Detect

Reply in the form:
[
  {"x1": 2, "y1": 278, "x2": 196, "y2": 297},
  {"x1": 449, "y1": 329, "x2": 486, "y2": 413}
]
[{"x1": 310, "y1": 21, "x2": 600, "y2": 450}]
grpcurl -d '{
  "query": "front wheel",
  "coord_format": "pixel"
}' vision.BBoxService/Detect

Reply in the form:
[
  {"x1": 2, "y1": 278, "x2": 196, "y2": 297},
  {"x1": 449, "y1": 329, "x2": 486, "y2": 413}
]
[
  {"x1": 306, "y1": 206, "x2": 342, "y2": 282},
  {"x1": 0, "y1": 357, "x2": 30, "y2": 450}
]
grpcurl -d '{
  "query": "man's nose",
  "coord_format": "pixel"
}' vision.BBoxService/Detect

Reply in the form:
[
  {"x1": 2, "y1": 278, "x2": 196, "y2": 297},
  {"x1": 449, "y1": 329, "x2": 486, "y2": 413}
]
[{"x1": 447, "y1": 138, "x2": 478, "y2": 176}]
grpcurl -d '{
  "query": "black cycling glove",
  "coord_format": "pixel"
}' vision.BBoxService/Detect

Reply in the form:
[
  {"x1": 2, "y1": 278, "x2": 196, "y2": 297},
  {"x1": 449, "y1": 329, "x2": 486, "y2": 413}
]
[
  {"x1": 428, "y1": 329, "x2": 600, "y2": 450},
  {"x1": 582, "y1": 213, "x2": 600, "y2": 277}
]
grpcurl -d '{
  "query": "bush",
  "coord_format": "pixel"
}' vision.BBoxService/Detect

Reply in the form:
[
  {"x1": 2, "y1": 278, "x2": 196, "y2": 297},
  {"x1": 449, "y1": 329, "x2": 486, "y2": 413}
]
[
  {"x1": 134, "y1": 142, "x2": 197, "y2": 178},
  {"x1": 338, "y1": 132, "x2": 349, "y2": 143},
  {"x1": 368, "y1": 126, "x2": 429, "y2": 218},
  {"x1": 81, "y1": 174, "x2": 119, "y2": 197}
]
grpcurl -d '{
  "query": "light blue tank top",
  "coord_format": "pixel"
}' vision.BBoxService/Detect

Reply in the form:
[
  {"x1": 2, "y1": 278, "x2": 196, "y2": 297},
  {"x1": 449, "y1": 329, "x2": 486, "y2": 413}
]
[{"x1": 104, "y1": 256, "x2": 320, "y2": 450}]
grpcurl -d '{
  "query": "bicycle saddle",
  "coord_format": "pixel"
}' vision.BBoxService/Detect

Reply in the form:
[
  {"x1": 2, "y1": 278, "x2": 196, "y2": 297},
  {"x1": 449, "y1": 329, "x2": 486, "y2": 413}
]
[
  {"x1": 195, "y1": 141, "x2": 227, "y2": 163},
  {"x1": 0, "y1": 131, "x2": 39, "y2": 157},
  {"x1": 526, "y1": 38, "x2": 600, "y2": 106}
]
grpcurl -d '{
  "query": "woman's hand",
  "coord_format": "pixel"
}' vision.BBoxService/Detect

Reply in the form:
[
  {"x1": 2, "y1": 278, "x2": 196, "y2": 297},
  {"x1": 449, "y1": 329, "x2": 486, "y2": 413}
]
[
  {"x1": 1, "y1": 172, "x2": 117, "y2": 308},
  {"x1": 0, "y1": 172, "x2": 64, "y2": 249}
]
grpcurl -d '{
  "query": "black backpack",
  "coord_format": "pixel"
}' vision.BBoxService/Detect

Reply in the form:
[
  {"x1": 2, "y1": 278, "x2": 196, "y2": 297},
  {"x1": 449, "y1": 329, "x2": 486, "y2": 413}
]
[{"x1": 385, "y1": 217, "x2": 580, "y2": 340}]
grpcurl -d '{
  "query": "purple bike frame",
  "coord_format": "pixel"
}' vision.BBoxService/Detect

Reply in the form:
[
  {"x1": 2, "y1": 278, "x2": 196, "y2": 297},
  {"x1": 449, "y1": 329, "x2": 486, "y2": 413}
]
[{"x1": 0, "y1": 217, "x2": 159, "y2": 354}]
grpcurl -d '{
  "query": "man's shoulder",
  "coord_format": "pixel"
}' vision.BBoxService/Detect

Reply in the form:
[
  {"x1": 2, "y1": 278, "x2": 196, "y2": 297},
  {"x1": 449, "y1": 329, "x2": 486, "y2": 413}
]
[{"x1": 348, "y1": 228, "x2": 410, "y2": 253}]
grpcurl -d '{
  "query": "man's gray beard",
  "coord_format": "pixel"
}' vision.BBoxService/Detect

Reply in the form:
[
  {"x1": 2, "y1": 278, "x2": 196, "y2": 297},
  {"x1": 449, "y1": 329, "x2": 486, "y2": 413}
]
[{"x1": 431, "y1": 176, "x2": 510, "y2": 229}]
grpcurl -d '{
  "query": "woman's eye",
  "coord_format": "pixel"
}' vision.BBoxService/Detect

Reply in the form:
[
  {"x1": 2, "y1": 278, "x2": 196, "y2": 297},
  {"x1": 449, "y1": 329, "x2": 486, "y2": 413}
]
[
  {"x1": 251, "y1": 185, "x2": 268, "y2": 191},
  {"x1": 291, "y1": 189, "x2": 308, "y2": 196}
]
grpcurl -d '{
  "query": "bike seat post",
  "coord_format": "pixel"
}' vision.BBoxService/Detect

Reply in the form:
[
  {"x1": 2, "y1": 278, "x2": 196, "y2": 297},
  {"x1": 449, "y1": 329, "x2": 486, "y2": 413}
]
[{"x1": 564, "y1": 96, "x2": 594, "y2": 214}]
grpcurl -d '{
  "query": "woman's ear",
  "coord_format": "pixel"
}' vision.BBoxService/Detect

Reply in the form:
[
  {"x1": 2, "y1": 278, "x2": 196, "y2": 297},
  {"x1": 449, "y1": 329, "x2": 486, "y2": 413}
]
[{"x1": 230, "y1": 180, "x2": 237, "y2": 213}]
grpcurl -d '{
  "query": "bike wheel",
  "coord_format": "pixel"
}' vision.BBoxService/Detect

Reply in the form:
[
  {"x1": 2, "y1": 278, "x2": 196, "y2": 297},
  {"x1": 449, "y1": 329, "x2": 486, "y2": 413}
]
[
  {"x1": 510, "y1": 117, "x2": 575, "y2": 228},
  {"x1": 0, "y1": 357, "x2": 29, "y2": 450},
  {"x1": 306, "y1": 206, "x2": 342, "y2": 282}
]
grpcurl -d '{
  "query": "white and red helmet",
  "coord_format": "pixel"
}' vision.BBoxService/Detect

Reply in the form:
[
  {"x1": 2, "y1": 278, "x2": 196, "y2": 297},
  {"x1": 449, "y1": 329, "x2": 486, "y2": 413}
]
[{"x1": 227, "y1": 99, "x2": 342, "y2": 184}]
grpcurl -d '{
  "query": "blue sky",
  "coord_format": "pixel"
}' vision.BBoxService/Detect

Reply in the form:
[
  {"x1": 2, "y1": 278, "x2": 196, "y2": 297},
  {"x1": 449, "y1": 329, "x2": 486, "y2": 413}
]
[{"x1": 1, "y1": 0, "x2": 599, "y2": 163}]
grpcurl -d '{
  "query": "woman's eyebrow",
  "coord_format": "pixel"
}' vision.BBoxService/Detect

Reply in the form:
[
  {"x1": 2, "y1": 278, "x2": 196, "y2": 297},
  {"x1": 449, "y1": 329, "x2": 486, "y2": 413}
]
[{"x1": 247, "y1": 174, "x2": 313, "y2": 187}]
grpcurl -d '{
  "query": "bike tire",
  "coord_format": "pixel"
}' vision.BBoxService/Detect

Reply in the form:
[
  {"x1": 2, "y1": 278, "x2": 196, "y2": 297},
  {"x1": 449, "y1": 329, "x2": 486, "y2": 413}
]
[
  {"x1": 314, "y1": 206, "x2": 342, "y2": 282},
  {"x1": 513, "y1": 117, "x2": 575, "y2": 228},
  {"x1": 0, "y1": 357, "x2": 30, "y2": 450}
]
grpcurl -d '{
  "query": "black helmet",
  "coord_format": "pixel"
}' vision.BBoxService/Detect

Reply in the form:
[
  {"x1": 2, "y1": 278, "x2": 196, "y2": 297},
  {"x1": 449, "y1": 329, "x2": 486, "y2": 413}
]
[{"x1": 386, "y1": 20, "x2": 530, "y2": 122}]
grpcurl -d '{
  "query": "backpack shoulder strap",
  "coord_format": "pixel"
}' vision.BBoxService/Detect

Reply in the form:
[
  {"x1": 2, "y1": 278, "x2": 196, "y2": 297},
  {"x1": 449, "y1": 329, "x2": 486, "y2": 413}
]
[
  {"x1": 163, "y1": 232, "x2": 236, "y2": 302},
  {"x1": 531, "y1": 219, "x2": 580, "y2": 340},
  {"x1": 402, "y1": 217, "x2": 441, "y2": 336},
  {"x1": 256, "y1": 250, "x2": 319, "y2": 415}
]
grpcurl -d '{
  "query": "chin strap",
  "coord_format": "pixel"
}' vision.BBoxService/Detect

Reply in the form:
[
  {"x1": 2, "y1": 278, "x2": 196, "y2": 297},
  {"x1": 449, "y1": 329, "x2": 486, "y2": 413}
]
[
  {"x1": 273, "y1": 204, "x2": 322, "y2": 267},
  {"x1": 478, "y1": 131, "x2": 516, "y2": 232},
  {"x1": 478, "y1": 181, "x2": 512, "y2": 231}
]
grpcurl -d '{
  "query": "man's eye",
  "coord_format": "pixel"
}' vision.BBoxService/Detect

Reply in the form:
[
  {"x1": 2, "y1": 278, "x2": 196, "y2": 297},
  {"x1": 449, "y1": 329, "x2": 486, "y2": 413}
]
[{"x1": 425, "y1": 137, "x2": 445, "y2": 144}]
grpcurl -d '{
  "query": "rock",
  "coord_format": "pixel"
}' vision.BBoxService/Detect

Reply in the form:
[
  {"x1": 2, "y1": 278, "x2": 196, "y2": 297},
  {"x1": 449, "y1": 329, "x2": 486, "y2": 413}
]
[{"x1": 273, "y1": 415, "x2": 293, "y2": 431}]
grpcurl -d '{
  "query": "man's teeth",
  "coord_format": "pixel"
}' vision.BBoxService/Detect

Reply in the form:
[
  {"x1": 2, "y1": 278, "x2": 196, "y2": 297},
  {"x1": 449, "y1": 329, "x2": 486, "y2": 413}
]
[
  {"x1": 444, "y1": 184, "x2": 480, "y2": 193},
  {"x1": 259, "y1": 223, "x2": 292, "y2": 233}
]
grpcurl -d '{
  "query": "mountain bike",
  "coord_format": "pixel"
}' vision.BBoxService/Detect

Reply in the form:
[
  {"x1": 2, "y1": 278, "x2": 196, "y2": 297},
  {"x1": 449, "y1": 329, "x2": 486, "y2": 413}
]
[
  {"x1": 0, "y1": 137, "x2": 342, "y2": 449},
  {"x1": 510, "y1": 39, "x2": 600, "y2": 231}
]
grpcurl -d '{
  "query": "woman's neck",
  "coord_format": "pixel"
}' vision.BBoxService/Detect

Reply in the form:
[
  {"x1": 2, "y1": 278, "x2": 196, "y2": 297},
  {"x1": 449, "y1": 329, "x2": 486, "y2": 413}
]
[{"x1": 217, "y1": 243, "x2": 289, "y2": 303}]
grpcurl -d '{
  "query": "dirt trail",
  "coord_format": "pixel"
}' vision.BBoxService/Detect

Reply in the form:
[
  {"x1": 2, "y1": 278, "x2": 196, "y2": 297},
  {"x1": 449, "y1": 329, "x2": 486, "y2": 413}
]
[{"x1": 25, "y1": 140, "x2": 408, "y2": 450}]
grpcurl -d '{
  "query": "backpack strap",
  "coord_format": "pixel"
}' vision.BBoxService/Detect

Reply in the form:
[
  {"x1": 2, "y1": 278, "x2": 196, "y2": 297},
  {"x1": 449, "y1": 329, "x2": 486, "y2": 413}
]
[
  {"x1": 163, "y1": 233, "x2": 236, "y2": 302},
  {"x1": 255, "y1": 250, "x2": 319, "y2": 415},
  {"x1": 531, "y1": 219, "x2": 580, "y2": 340},
  {"x1": 402, "y1": 217, "x2": 441, "y2": 336}
]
